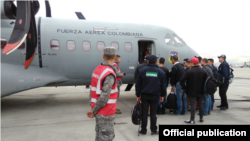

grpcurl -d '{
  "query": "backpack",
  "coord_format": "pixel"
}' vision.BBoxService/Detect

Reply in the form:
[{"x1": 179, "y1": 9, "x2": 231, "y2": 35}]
[
  {"x1": 204, "y1": 67, "x2": 217, "y2": 95},
  {"x1": 131, "y1": 102, "x2": 142, "y2": 125},
  {"x1": 229, "y1": 68, "x2": 234, "y2": 84},
  {"x1": 212, "y1": 68, "x2": 224, "y2": 86},
  {"x1": 165, "y1": 92, "x2": 177, "y2": 109}
]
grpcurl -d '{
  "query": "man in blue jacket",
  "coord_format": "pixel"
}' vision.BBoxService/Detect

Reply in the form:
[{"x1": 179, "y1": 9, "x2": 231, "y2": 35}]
[
  {"x1": 217, "y1": 55, "x2": 230, "y2": 110},
  {"x1": 136, "y1": 55, "x2": 166, "y2": 135}
]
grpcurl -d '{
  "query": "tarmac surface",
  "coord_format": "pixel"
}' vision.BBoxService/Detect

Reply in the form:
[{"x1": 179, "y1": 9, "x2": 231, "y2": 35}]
[{"x1": 1, "y1": 68, "x2": 250, "y2": 141}]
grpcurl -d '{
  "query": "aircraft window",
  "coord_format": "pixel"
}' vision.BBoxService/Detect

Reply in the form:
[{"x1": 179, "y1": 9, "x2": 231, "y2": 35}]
[
  {"x1": 125, "y1": 42, "x2": 132, "y2": 52},
  {"x1": 67, "y1": 40, "x2": 76, "y2": 51},
  {"x1": 165, "y1": 33, "x2": 178, "y2": 47},
  {"x1": 111, "y1": 42, "x2": 119, "y2": 51},
  {"x1": 172, "y1": 34, "x2": 186, "y2": 47},
  {"x1": 1, "y1": 38, "x2": 7, "y2": 49},
  {"x1": 83, "y1": 41, "x2": 91, "y2": 51},
  {"x1": 97, "y1": 41, "x2": 105, "y2": 51},
  {"x1": 51, "y1": 40, "x2": 60, "y2": 50}
]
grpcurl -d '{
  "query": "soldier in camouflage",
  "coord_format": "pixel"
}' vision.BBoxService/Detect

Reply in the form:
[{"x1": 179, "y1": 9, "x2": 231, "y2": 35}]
[
  {"x1": 113, "y1": 55, "x2": 124, "y2": 114},
  {"x1": 87, "y1": 46, "x2": 118, "y2": 141}
]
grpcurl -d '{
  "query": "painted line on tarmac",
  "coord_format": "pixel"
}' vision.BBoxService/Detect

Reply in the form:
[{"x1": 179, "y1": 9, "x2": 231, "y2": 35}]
[
  {"x1": 214, "y1": 99, "x2": 250, "y2": 102},
  {"x1": 234, "y1": 77, "x2": 250, "y2": 80},
  {"x1": 231, "y1": 87, "x2": 250, "y2": 88}
]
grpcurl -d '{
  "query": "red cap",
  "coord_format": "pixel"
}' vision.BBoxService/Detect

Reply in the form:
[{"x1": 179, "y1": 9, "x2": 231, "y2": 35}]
[{"x1": 190, "y1": 57, "x2": 199, "y2": 64}]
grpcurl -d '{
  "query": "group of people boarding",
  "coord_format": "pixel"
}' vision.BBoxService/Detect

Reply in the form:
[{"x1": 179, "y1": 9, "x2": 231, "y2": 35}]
[{"x1": 135, "y1": 54, "x2": 231, "y2": 136}]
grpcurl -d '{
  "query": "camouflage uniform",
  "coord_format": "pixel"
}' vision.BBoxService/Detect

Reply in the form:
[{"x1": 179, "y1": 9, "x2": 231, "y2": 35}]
[
  {"x1": 90, "y1": 61, "x2": 116, "y2": 141},
  {"x1": 95, "y1": 114, "x2": 115, "y2": 141},
  {"x1": 113, "y1": 61, "x2": 122, "y2": 98}
]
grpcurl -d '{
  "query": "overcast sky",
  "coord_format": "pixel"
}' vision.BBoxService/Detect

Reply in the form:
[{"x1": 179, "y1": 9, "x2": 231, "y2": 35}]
[{"x1": 35, "y1": 0, "x2": 250, "y2": 65}]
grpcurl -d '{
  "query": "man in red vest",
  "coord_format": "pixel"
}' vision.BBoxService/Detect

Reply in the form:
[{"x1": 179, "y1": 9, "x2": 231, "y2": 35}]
[
  {"x1": 87, "y1": 46, "x2": 118, "y2": 141},
  {"x1": 113, "y1": 55, "x2": 124, "y2": 114}
]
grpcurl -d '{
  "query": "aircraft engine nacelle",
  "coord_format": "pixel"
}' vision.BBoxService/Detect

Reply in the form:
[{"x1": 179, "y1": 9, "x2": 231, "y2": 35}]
[
  {"x1": 1, "y1": 0, "x2": 52, "y2": 70},
  {"x1": 1, "y1": 0, "x2": 17, "y2": 20}
]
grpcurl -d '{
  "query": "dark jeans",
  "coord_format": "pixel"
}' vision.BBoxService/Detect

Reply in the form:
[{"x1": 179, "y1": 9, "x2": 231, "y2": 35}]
[
  {"x1": 189, "y1": 95, "x2": 204, "y2": 121},
  {"x1": 203, "y1": 94, "x2": 211, "y2": 115},
  {"x1": 219, "y1": 80, "x2": 229, "y2": 107},
  {"x1": 141, "y1": 94, "x2": 159, "y2": 134},
  {"x1": 175, "y1": 82, "x2": 187, "y2": 114}
]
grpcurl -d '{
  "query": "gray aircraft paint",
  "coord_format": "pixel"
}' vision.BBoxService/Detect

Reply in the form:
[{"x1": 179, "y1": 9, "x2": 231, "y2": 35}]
[{"x1": 1, "y1": 17, "x2": 198, "y2": 97}]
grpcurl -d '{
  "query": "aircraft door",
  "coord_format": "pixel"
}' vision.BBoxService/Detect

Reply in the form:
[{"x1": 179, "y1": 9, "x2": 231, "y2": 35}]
[
  {"x1": 138, "y1": 41, "x2": 155, "y2": 64},
  {"x1": 147, "y1": 42, "x2": 156, "y2": 55}
]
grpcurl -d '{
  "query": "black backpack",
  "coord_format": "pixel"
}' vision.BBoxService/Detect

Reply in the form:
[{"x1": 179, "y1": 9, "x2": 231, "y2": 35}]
[
  {"x1": 204, "y1": 67, "x2": 217, "y2": 95},
  {"x1": 212, "y1": 67, "x2": 224, "y2": 86},
  {"x1": 131, "y1": 102, "x2": 142, "y2": 125},
  {"x1": 165, "y1": 92, "x2": 177, "y2": 110},
  {"x1": 214, "y1": 73, "x2": 224, "y2": 86}
]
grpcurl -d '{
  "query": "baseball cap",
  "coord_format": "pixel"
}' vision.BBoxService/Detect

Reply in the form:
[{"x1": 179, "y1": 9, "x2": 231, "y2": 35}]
[
  {"x1": 194, "y1": 56, "x2": 202, "y2": 62},
  {"x1": 190, "y1": 57, "x2": 199, "y2": 64},
  {"x1": 104, "y1": 46, "x2": 116, "y2": 55},
  {"x1": 148, "y1": 55, "x2": 158, "y2": 61},
  {"x1": 184, "y1": 58, "x2": 190, "y2": 63},
  {"x1": 218, "y1": 54, "x2": 226, "y2": 59}
]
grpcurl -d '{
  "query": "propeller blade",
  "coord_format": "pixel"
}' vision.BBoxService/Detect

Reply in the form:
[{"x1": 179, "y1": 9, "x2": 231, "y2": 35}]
[
  {"x1": 3, "y1": 1, "x2": 17, "y2": 19},
  {"x1": 75, "y1": 12, "x2": 86, "y2": 20},
  {"x1": 25, "y1": 1, "x2": 38, "y2": 69},
  {"x1": 2, "y1": 1, "x2": 31, "y2": 55},
  {"x1": 125, "y1": 84, "x2": 134, "y2": 91},
  {"x1": 45, "y1": 0, "x2": 52, "y2": 17},
  {"x1": 33, "y1": 0, "x2": 40, "y2": 15}
]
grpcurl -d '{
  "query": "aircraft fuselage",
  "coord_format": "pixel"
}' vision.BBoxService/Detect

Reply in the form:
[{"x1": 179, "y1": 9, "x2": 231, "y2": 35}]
[{"x1": 1, "y1": 17, "x2": 198, "y2": 97}]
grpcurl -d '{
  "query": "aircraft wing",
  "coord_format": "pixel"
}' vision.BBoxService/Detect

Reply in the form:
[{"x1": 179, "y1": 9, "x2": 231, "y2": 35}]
[{"x1": 1, "y1": 63, "x2": 68, "y2": 97}]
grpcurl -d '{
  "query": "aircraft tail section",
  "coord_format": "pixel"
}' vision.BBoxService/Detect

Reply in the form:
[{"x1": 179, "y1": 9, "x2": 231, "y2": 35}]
[
  {"x1": 243, "y1": 62, "x2": 247, "y2": 66},
  {"x1": 1, "y1": 63, "x2": 68, "y2": 97}
]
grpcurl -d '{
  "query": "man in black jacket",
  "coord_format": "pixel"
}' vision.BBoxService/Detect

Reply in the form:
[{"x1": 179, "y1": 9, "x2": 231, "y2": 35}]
[
  {"x1": 217, "y1": 55, "x2": 230, "y2": 110},
  {"x1": 170, "y1": 55, "x2": 186, "y2": 115},
  {"x1": 134, "y1": 55, "x2": 150, "y2": 116},
  {"x1": 183, "y1": 58, "x2": 191, "y2": 111},
  {"x1": 157, "y1": 57, "x2": 169, "y2": 115},
  {"x1": 134, "y1": 55, "x2": 149, "y2": 80},
  {"x1": 180, "y1": 57, "x2": 207, "y2": 124},
  {"x1": 136, "y1": 55, "x2": 166, "y2": 135}
]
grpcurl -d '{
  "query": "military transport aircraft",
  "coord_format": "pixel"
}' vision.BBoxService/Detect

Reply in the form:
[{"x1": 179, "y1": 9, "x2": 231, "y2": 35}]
[{"x1": 1, "y1": 0, "x2": 199, "y2": 97}]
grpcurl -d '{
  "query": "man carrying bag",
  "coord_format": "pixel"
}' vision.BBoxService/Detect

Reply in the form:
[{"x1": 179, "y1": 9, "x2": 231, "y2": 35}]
[{"x1": 136, "y1": 55, "x2": 166, "y2": 135}]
